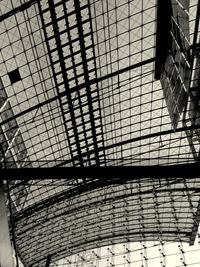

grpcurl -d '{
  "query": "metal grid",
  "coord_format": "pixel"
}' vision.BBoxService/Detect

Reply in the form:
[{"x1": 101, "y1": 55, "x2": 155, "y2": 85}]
[
  {"x1": 0, "y1": 0, "x2": 200, "y2": 267},
  {"x1": 0, "y1": 0, "x2": 72, "y2": 167},
  {"x1": 0, "y1": 0, "x2": 199, "y2": 167},
  {"x1": 7, "y1": 177, "x2": 200, "y2": 266}
]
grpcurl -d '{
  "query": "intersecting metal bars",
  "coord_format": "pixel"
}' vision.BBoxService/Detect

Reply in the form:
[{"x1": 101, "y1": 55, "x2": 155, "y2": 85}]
[
  {"x1": 61, "y1": 0, "x2": 91, "y2": 166},
  {"x1": 9, "y1": 169, "x2": 200, "y2": 223},
  {"x1": 22, "y1": 2, "x2": 65, "y2": 163},
  {"x1": 73, "y1": 0, "x2": 104, "y2": 165},
  {"x1": 87, "y1": 0, "x2": 107, "y2": 165},
  {"x1": 55, "y1": 124, "x2": 200, "y2": 167},
  {"x1": 0, "y1": 57, "x2": 154, "y2": 130},
  {"x1": 37, "y1": 0, "x2": 107, "y2": 166},
  {"x1": 10, "y1": 176, "x2": 197, "y2": 266},
  {"x1": 25, "y1": 231, "x2": 190, "y2": 267},
  {"x1": 37, "y1": 1, "x2": 76, "y2": 166},
  {"x1": 0, "y1": 0, "x2": 39, "y2": 22},
  {"x1": 39, "y1": 0, "x2": 84, "y2": 166}
]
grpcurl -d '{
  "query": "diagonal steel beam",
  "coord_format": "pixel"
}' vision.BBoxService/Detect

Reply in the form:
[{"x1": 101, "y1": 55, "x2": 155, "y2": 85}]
[
  {"x1": 0, "y1": 0, "x2": 39, "y2": 22},
  {"x1": 55, "y1": 123, "x2": 200, "y2": 167},
  {"x1": 37, "y1": 1, "x2": 76, "y2": 166},
  {"x1": 73, "y1": 0, "x2": 101, "y2": 166},
  {"x1": 47, "y1": 0, "x2": 84, "y2": 166},
  {"x1": 0, "y1": 57, "x2": 155, "y2": 127},
  {"x1": 60, "y1": 0, "x2": 92, "y2": 165}
]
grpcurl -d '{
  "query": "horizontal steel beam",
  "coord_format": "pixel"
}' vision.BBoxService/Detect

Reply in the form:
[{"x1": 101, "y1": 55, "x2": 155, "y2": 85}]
[
  {"x1": 0, "y1": 57, "x2": 155, "y2": 127},
  {"x1": 56, "y1": 124, "x2": 200, "y2": 167},
  {"x1": 13, "y1": 178, "x2": 196, "y2": 228},
  {"x1": 1, "y1": 163, "x2": 200, "y2": 179}
]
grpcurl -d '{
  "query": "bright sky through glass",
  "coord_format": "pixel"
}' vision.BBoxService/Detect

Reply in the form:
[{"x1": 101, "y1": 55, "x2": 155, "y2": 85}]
[
  {"x1": 0, "y1": 0, "x2": 198, "y2": 167},
  {"x1": 0, "y1": 0, "x2": 200, "y2": 266}
]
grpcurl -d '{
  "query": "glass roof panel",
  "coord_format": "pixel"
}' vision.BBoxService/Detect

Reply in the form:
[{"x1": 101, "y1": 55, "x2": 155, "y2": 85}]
[{"x1": 0, "y1": 0, "x2": 200, "y2": 266}]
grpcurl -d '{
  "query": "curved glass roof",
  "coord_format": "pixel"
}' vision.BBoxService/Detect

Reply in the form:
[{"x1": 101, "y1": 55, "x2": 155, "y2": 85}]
[
  {"x1": 0, "y1": 0, "x2": 200, "y2": 266},
  {"x1": 8, "y1": 177, "x2": 200, "y2": 266}
]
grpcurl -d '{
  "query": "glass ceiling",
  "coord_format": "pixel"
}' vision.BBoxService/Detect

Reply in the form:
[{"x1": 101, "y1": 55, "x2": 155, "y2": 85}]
[
  {"x1": 0, "y1": 0, "x2": 200, "y2": 267},
  {"x1": 7, "y1": 177, "x2": 200, "y2": 266},
  {"x1": 0, "y1": 0, "x2": 198, "y2": 167}
]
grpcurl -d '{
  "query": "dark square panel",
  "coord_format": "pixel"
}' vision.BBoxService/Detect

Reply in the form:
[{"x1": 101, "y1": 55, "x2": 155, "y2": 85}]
[{"x1": 8, "y1": 68, "x2": 21, "y2": 84}]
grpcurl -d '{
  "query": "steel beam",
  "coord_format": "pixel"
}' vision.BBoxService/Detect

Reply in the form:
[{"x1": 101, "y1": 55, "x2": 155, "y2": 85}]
[
  {"x1": 0, "y1": 57, "x2": 154, "y2": 127},
  {"x1": 47, "y1": 0, "x2": 83, "y2": 166},
  {"x1": 37, "y1": 1, "x2": 77, "y2": 166},
  {"x1": 155, "y1": 0, "x2": 172, "y2": 79},
  {"x1": 0, "y1": 0, "x2": 38, "y2": 22},
  {"x1": 0, "y1": 163, "x2": 200, "y2": 180},
  {"x1": 55, "y1": 123, "x2": 200, "y2": 167},
  {"x1": 45, "y1": 255, "x2": 51, "y2": 267},
  {"x1": 73, "y1": 0, "x2": 101, "y2": 166},
  {"x1": 13, "y1": 178, "x2": 196, "y2": 228}
]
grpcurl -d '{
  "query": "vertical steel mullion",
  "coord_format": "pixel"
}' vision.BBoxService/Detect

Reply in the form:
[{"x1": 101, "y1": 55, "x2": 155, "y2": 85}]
[
  {"x1": 39, "y1": 0, "x2": 84, "y2": 166},
  {"x1": 62, "y1": 1, "x2": 92, "y2": 166},
  {"x1": 37, "y1": 2, "x2": 76, "y2": 166},
  {"x1": 87, "y1": 0, "x2": 107, "y2": 165},
  {"x1": 74, "y1": 0, "x2": 100, "y2": 166}
]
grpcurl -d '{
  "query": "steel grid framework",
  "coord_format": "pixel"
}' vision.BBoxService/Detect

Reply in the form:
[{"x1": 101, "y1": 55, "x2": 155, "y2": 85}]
[
  {"x1": 0, "y1": 0, "x2": 200, "y2": 266},
  {"x1": 5, "y1": 176, "x2": 200, "y2": 266},
  {"x1": 0, "y1": 0, "x2": 199, "y2": 167}
]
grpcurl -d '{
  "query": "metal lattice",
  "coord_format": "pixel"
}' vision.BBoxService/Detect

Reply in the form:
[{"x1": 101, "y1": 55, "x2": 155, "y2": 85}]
[{"x1": 0, "y1": 0, "x2": 200, "y2": 267}]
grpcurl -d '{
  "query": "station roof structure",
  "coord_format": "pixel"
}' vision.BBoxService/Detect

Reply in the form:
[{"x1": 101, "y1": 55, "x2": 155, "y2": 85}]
[
  {"x1": 0, "y1": 0, "x2": 200, "y2": 266},
  {"x1": 0, "y1": 0, "x2": 198, "y2": 168}
]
